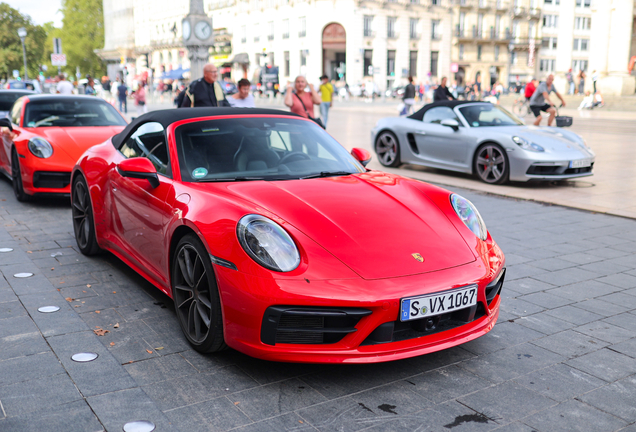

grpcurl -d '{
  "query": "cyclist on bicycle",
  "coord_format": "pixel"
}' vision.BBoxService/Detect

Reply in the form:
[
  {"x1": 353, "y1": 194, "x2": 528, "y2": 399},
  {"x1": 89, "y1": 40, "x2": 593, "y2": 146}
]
[{"x1": 529, "y1": 74, "x2": 566, "y2": 126}]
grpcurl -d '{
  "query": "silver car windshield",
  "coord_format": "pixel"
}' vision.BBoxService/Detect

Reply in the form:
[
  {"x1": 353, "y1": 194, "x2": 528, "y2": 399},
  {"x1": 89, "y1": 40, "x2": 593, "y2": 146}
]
[
  {"x1": 459, "y1": 105, "x2": 523, "y2": 127},
  {"x1": 175, "y1": 117, "x2": 365, "y2": 182}
]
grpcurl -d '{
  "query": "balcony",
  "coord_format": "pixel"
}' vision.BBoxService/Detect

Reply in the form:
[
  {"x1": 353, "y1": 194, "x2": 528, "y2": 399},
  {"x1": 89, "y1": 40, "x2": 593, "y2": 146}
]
[
  {"x1": 512, "y1": 6, "x2": 526, "y2": 16},
  {"x1": 528, "y1": 8, "x2": 541, "y2": 19}
]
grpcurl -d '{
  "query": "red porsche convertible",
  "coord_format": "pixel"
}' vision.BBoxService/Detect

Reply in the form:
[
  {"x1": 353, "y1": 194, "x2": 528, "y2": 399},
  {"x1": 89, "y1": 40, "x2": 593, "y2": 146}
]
[
  {"x1": 0, "y1": 94, "x2": 126, "y2": 201},
  {"x1": 71, "y1": 108, "x2": 505, "y2": 363}
]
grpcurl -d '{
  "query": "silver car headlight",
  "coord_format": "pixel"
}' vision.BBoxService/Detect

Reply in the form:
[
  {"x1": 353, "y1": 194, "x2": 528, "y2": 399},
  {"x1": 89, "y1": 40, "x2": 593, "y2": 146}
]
[
  {"x1": 450, "y1": 194, "x2": 488, "y2": 241},
  {"x1": 237, "y1": 214, "x2": 300, "y2": 272},
  {"x1": 512, "y1": 136, "x2": 544, "y2": 152},
  {"x1": 28, "y1": 137, "x2": 54, "y2": 158}
]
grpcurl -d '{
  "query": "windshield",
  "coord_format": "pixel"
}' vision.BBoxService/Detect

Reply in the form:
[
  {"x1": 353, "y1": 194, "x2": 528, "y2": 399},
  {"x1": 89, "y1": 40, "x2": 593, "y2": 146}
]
[
  {"x1": 0, "y1": 93, "x2": 28, "y2": 111},
  {"x1": 176, "y1": 117, "x2": 365, "y2": 182},
  {"x1": 24, "y1": 99, "x2": 127, "y2": 127},
  {"x1": 459, "y1": 104, "x2": 523, "y2": 127}
]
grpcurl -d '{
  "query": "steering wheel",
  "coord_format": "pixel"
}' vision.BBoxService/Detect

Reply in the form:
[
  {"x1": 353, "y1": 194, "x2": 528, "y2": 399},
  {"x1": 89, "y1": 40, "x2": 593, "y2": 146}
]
[{"x1": 279, "y1": 151, "x2": 311, "y2": 165}]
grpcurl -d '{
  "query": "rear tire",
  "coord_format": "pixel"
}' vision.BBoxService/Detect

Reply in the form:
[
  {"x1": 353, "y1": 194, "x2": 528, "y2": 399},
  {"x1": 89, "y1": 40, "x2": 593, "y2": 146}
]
[
  {"x1": 473, "y1": 143, "x2": 509, "y2": 185},
  {"x1": 71, "y1": 175, "x2": 102, "y2": 255},
  {"x1": 375, "y1": 131, "x2": 401, "y2": 167},
  {"x1": 172, "y1": 234, "x2": 226, "y2": 353},
  {"x1": 11, "y1": 148, "x2": 31, "y2": 202}
]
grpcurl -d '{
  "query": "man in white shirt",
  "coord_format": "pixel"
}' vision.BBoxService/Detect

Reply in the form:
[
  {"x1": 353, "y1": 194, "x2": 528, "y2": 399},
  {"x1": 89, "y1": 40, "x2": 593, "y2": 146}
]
[
  {"x1": 56, "y1": 75, "x2": 74, "y2": 95},
  {"x1": 227, "y1": 79, "x2": 255, "y2": 108}
]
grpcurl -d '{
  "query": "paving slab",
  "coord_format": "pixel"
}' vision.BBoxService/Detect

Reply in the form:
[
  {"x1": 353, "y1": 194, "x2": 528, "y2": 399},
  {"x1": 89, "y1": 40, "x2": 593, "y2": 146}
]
[
  {"x1": 512, "y1": 363, "x2": 606, "y2": 402},
  {"x1": 566, "y1": 348, "x2": 636, "y2": 382},
  {"x1": 523, "y1": 399, "x2": 627, "y2": 432}
]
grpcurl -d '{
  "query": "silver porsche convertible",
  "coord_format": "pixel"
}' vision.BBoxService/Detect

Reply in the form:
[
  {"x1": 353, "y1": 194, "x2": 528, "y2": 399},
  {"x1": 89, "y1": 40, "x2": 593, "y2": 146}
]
[{"x1": 371, "y1": 101, "x2": 595, "y2": 184}]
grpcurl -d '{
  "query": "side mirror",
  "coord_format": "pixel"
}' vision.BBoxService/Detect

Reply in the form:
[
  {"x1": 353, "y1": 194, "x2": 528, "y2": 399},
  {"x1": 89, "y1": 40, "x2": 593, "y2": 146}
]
[
  {"x1": 440, "y1": 119, "x2": 460, "y2": 131},
  {"x1": 0, "y1": 118, "x2": 13, "y2": 131},
  {"x1": 117, "y1": 157, "x2": 159, "y2": 188},
  {"x1": 351, "y1": 148, "x2": 372, "y2": 167}
]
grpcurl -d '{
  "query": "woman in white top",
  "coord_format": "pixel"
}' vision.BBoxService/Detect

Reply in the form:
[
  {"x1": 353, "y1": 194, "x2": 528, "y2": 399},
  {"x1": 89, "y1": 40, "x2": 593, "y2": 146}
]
[{"x1": 228, "y1": 79, "x2": 255, "y2": 108}]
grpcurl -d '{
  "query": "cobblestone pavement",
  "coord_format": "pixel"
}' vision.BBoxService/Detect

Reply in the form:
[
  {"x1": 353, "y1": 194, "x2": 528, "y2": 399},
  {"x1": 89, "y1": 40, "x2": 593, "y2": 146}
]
[{"x1": 1, "y1": 170, "x2": 636, "y2": 432}]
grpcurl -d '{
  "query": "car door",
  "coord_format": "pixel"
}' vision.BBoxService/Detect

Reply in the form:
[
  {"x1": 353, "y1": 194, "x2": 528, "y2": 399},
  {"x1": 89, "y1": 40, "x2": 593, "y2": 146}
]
[
  {"x1": 108, "y1": 122, "x2": 175, "y2": 286},
  {"x1": 412, "y1": 106, "x2": 472, "y2": 170}
]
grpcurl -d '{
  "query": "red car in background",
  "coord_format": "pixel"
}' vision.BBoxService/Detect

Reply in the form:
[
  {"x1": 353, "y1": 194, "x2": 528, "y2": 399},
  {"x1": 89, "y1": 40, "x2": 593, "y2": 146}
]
[
  {"x1": 71, "y1": 108, "x2": 505, "y2": 363},
  {"x1": 0, "y1": 95, "x2": 126, "y2": 201}
]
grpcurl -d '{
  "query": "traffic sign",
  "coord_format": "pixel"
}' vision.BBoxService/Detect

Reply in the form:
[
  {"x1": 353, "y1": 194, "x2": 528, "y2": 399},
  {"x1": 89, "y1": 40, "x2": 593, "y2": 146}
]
[
  {"x1": 12, "y1": 70, "x2": 19, "y2": 78},
  {"x1": 51, "y1": 54, "x2": 67, "y2": 66}
]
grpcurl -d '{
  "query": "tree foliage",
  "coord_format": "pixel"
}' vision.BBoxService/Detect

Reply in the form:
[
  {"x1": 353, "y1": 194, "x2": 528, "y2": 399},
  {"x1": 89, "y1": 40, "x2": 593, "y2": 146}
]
[
  {"x1": 0, "y1": 3, "x2": 47, "y2": 80},
  {"x1": 59, "y1": 0, "x2": 106, "y2": 77}
]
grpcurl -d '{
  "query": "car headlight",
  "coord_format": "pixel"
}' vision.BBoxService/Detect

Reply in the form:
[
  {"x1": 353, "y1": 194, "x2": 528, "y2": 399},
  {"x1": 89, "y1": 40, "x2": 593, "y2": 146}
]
[
  {"x1": 28, "y1": 137, "x2": 54, "y2": 158},
  {"x1": 512, "y1": 136, "x2": 544, "y2": 152},
  {"x1": 450, "y1": 194, "x2": 488, "y2": 241},
  {"x1": 237, "y1": 214, "x2": 300, "y2": 272}
]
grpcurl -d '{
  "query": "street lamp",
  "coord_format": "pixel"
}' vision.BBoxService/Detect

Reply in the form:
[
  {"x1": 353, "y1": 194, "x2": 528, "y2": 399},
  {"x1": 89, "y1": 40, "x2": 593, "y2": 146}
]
[{"x1": 17, "y1": 27, "x2": 28, "y2": 81}]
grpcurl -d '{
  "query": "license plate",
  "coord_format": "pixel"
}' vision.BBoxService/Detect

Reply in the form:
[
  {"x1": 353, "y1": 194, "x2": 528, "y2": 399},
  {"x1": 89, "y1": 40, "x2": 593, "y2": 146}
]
[
  {"x1": 569, "y1": 159, "x2": 591, "y2": 168},
  {"x1": 400, "y1": 285, "x2": 478, "y2": 322}
]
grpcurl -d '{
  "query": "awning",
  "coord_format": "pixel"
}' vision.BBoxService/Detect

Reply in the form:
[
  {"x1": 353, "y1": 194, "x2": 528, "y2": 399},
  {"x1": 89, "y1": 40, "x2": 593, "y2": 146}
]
[{"x1": 230, "y1": 53, "x2": 250, "y2": 65}]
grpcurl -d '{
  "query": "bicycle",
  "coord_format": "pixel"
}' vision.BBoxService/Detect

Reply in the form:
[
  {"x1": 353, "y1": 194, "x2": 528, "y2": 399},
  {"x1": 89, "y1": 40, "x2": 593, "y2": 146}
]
[{"x1": 512, "y1": 97, "x2": 532, "y2": 116}]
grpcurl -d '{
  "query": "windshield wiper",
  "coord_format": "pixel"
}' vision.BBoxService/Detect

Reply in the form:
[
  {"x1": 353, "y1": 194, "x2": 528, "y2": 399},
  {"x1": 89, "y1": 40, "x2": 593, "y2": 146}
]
[
  {"x1": 33, "y1": 116, "x2": 60, "y2": 127},
  {"x1": 301, "y1": 171, "x2": 353, "y2": 179}
]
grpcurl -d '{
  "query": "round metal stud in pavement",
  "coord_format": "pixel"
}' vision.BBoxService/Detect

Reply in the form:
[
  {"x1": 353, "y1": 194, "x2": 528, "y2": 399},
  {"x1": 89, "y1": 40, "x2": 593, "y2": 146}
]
[
  {"x1": 0, "y1": 248, "x2": 13, "y2": 253},
  {"x1": 123, "y1": 420, "x2": 156, "y2": 432},
  {"x1": 38, "y1": 306, "x2": 61, "y2": 313},
  {"x1": 71, "y1": 352, "x2": 99, "y2": 362},
  {"x1": 14, "y1": 272, "x2": 33, "y2": 278}
]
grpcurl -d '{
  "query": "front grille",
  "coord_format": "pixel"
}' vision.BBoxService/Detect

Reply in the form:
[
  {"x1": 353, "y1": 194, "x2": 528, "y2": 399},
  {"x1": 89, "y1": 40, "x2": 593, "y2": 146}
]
[
  {"x1": 485, "y1": 268, "x2": 505, "y2": 305},
  {"x1": 362, "y1": 303, "x2": 487, "y2": 345},
  {"x1": 563, "y1": 164, "x2": 593, "y2": 175},
  {"x1": 33, "y1": 171, "x2": 71, "y2": 189},
  {"x1": 526, "y1": 163, "x2": 593, "y2": 176},
  {"x1": 261, "y1": 306, "x2": 371, "y2": 345}
]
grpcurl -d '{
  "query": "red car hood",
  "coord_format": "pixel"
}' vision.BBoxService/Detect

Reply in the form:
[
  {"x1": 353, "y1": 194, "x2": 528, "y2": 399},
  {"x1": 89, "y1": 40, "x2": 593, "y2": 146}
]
[
  {"x1": 30, "y1": 126, "x2": 124, "y2": 161},
  {"x1": 226, "y1": 173, "x2": 475, "y2": 280}
]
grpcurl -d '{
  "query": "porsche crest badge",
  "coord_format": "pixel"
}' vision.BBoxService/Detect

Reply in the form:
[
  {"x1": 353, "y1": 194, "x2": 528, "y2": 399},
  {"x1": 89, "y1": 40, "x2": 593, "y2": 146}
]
[{"x1": 412, "y1": 253, "x2": 424, "y2": 262}]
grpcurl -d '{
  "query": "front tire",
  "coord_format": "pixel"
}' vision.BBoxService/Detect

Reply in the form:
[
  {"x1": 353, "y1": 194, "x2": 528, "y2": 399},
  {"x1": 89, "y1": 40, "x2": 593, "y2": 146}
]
[
  {"x1": 11, "y1": 148, "x2": 31, "y2": 202},
  {"x1": 474, "y1": 143, "x2": 509, "y2": 185},
  {"x1": 71, "y1": 175, "x2": 101, "y2": 255},
  {"x1": 375, "y1": 131, "x2": 401, "y2": 167},
  {"x1": 172, "y1": 234, "x2": 226, "y2": 353}
]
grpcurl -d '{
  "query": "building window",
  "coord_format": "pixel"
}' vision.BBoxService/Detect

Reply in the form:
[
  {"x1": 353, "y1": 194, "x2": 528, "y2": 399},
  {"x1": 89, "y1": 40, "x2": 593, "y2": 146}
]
[
  {"x1": 574, "y1": 17, "x2": 591, "y2": 30},
  {"x1": 477, "y1": 45, "x2": 482, "y2": 61},
  {"x1": 494, "y1": 45, "x2": 499, "y2": 61},
  {"x1": 282, "y1": 19, "x2": 289, "y2": 39},
  {"x1": 364, "y1": 49, "x2": 373, "y2": 76},
  {"x1": 431, "y1": 19, "x2": 440, "y2": 40},
  {"x1": 542, "y1": 37, "x2": 557, "y2": 49},
  {"x1": 430, "y1": 51, "x2": 439, "y2": 76},
  {"x1": 539, "y1": 59, "x2": 556, "y2": 72},
  {"x1": 410, "y1": 18, "x2": 419, "y2": 39},
  {"x1": 299, "y1": 16, "x2": 306, "y2": 37},
  {"x1": 268, "y1": 21, "x2": 274, "y2": 40},
  {"x1": 300, "y1": 49, "x2": 307, "y2": 66},
  {"x1": 544, "y1": 0, "x2": 560, "y2": 3},
  {"x1": 254, "y1": 23, "x2": 259, "y2": 42},
  {"x1": 458, "y1": 44, "x2": 464, "y2": 61},
  {"x1": 410, "y1": 0, "x2": 419, "y2": 4},
  {"x1": 510, "y1": 51, "x2": 517, "y2": 64},
  {"x1": 573, "y1": 38, "x2": 589, "y2": 51},
  {"x1": 576, "y1": 0, "x2": 591, "y2": 7},
  {"x1": 387, "y1": 17, "x2": 397, "y2": 39},
  {"x1": 572, "y1": 59, "x2": 588, "y2": 72},
  {"x1": 477, "y1": 13, "x2": 483, "y2": 37},
  {"x1": 241, "y1": 25, "x2": 246, "y2": 43},
  {"x1": 431, "y1": 0, "x2": 440, "y2": 4},
  {"x1": 543, "y1": 15, "x2": 558, "y2": 28},
  {"x1": 284, "y1": 51, "x2": 290, "y2": 76},
  {"x1": 364, "y1": 15, "x2": 374, "y2": 37},
  {"x1": 409, "y1": 51, "x2": 417, "y2": 77},
  {"x1": 387, "y1": 50, "x2": 396, "y2": 77}
]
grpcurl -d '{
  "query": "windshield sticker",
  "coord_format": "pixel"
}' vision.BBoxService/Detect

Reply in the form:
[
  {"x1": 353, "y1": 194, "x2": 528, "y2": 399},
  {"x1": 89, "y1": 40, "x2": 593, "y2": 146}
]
[
  {"x1": 472, "y1": 122, "x2": 479, "y2": 127},
  {"x1": 202, "y1": 128, "x2": 220, "y2": 132},
  {"x1": 192, "y1": 167, "x2": 208, "y2": 179}
]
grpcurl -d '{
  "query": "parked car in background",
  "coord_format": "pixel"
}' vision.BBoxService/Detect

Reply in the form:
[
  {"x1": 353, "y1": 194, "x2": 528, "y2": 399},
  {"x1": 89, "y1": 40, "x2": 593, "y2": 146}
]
[{"x1": 0, "y1": 89, "x2": 35, "y2": 118}]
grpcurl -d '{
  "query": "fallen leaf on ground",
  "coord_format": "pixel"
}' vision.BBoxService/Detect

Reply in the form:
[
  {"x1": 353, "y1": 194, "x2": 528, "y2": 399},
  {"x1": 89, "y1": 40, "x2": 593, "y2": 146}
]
[
  {"x1": 155, "y1": 347, "x2": 164, "y2": 350},
  {"x1": 87, "y1": 284, "x2": 91, "y2": 288},
  {"x1": 146, "y1": 349, "x2": 153, "y2": 354},
  {"x1": 27, "y1": 251, "x2": 32, "y2": 253},
  {"x1": 110, "y1": 342, "x2": 115, "y2": 346},
  {"x1": 113, "y1": 323, "x2": 119, "y2": 328},
  {"x1": 234, "y1": 402, "x2": 240, "y2": 405},
  {"x1": 51, "y1": 268, "x2": 54, "y2": 270},
  {"x1": 113, "y1": 291, "x2": 116, "y2": 294},
  {"x1": 93, "y1": 328, "x2": 109, "y2": 336},
  {"x1": 82, "y1": 290, "x2": 86, "y2": 293},
  {"x1": 56, "y1": 289, "x2": 60, "y2": 291},
  {"x1": 65, "y1": 297, "x2": 73, "y2": 302},
  {"x1": 74, "y1": 305, "x2": 81, "y2": 308},
  {"x1": 95, "y1": 310, "x2": 101, "y2": 314}
]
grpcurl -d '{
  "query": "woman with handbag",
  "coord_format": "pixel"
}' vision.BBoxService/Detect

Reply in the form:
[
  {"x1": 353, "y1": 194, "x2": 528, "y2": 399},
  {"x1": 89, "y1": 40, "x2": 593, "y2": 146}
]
[{"x1": 284, "y1": 76, "x2": 323, "y2": 127}]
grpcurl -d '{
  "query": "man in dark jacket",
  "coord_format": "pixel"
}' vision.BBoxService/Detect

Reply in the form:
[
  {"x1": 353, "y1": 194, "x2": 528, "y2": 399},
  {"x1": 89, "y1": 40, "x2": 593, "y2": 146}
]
[
  {"x1": 433, "y1": 77, "x2": 456, "y2": 102},
  {"x1": 402, "y1": 76, "x2": 416, "y2": 115},
  {"x1": 180, "y1": 63, "x2": 230, "y2": 107}
]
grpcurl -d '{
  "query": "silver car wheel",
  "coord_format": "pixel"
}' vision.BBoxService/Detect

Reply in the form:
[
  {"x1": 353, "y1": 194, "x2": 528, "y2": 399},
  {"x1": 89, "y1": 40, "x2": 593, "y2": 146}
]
[
  {"x1": 475, "y1": 144, "x2": 508, "y2": 184},
  {"x1": 375, "y1": 132, "x2": 400, "y2": 167}
]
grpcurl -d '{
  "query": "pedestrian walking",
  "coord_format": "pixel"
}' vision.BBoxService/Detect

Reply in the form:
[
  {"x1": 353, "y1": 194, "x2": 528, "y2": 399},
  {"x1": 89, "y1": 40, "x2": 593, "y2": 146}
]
[
  {"x1": 227, "y1": 79, "x2": 255, "y2": 107},
  {"x1": 134, "y1": 82, "x2": 147, "y2": 115},
  {"x1": 578, "y1": 70, "x2": 586, "y2": 95},
  {"x1": 592, "y1": 70, "x2": 599, "y2": 94},
  {"x1": 117, "y1": 80, "x2": 128, "y2": 114},
  {"x1": 529, "y1": 73, "x2": 566, "y2": 126},
  {"x1": 433, "y1": 77, "x2": 456, "y2": 102},
  {"x1": 56, "y1": 75, "x2": 74, "y2": 95},
  {"x1": 284, "y1": 75, "x2": 321, "y2": 125},
  {"x1": 566, "y1": 69, "x2": 575, "y2": 95},
  {"x1": 180, "y1": 64, "x2": 230, "y2": 107},
  {"x1": 318, "y1": 75, "x2": 335, "y2": 127},
  {"x1": 84, "y1": 76, "x2": 95, "y2": 96},
  {"x1": 402, "y1": 76, "x2": 416, "y2": 115}
]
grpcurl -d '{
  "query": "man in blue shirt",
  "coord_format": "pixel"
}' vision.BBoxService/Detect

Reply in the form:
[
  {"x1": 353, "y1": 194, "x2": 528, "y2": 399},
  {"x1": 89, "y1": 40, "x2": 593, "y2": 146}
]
[{"x1": 117, "y1": 80, "x2": 128, "y2": 113}]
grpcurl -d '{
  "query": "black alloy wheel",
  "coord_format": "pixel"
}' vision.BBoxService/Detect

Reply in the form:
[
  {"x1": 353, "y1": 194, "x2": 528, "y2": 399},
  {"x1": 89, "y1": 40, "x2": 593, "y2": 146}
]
[
  {"x1": 71, "y1": 175, "x2": 101, "y2": 255},
  {"x1": 474, "y1": 144, "x2": 509, "y2": 185},
  {"x1": 172, "y1": 234, "x2": 226, "y2": 353},
  {"x1": 375, "y1": 131, "x2": 401, "y2": 167},
  {"x1": 11, "y1": 148, "x2": 31, "y2": 202}
]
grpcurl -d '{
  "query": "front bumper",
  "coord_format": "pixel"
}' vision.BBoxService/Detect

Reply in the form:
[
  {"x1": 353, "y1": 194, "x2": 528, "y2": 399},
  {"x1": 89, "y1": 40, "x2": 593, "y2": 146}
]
[
  {"x1": 508, "y1": 150, "x2": 595, "y2": 182},
  {"x1": 215, "y1": 243, "x2": 505, "y2": 363}
]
